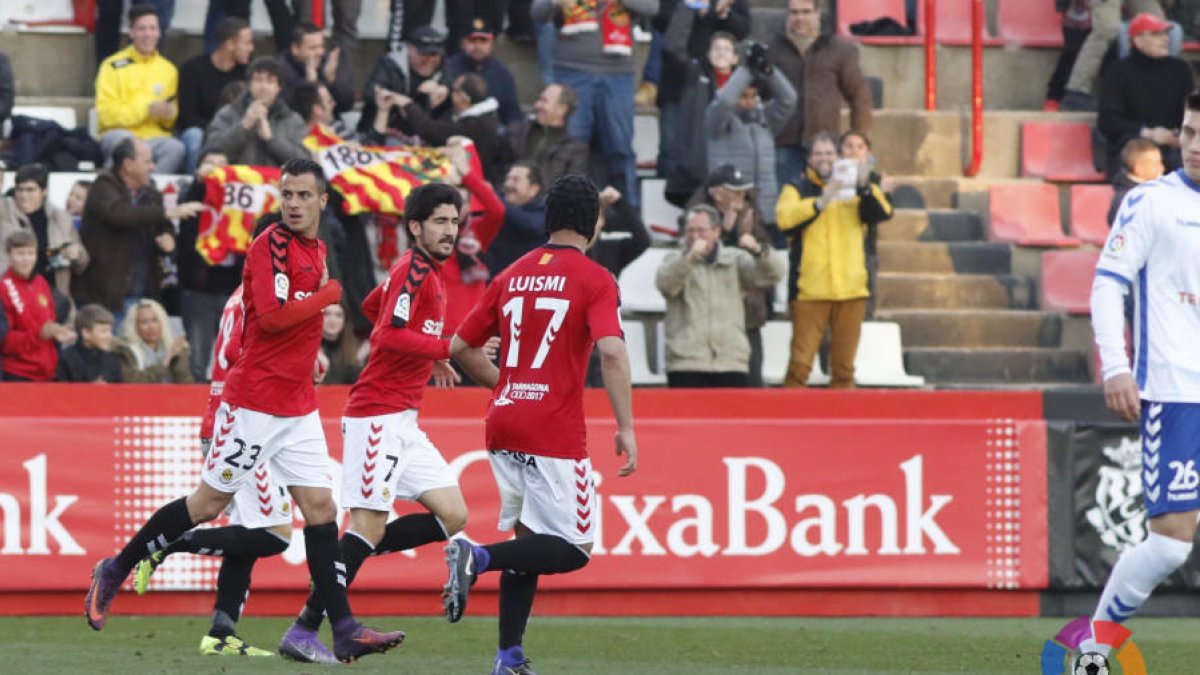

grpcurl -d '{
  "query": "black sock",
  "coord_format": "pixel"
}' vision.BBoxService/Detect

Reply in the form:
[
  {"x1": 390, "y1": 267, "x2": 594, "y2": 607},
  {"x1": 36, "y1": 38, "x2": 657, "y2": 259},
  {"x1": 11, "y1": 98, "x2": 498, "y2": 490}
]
[
  {"x1": 209, "y1": 609, "x2": 237, "y2": 639},
  {"x1": 483, "y1": 534, "x2": 590, "y2": 575},
  {"x1": 373, "y1": 514, "x2": 448, "y2": 554},
  {"x1": 168, "y1": 526, "x2": 290, "y2": 558},
  {"x1": 114, "y1": 497, "x2": 194, "y2": 573},
  {"x1": 211, "y1": 555, "x2": 257, "y2": 635},
  {"x1": 498, "y1": 571, "x2": 538, "y2": 649},
  {"x1": 299, "y1": 530, "x2": 374, "y2": 630},
  {"x1": 303, "y1": 522, "x2": 353, "y2": 626}
]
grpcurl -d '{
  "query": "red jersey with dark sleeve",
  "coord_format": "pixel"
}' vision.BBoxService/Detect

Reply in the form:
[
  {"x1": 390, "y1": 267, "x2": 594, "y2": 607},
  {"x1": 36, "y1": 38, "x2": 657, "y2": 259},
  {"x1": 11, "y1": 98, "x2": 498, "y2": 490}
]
[
  {"x1": 345, "y1": 248, "x2": 450, "y2": 417},
  {"x1": 222, "y1": 224, "x2": 328, "y2": 417},
  {"x1": 0, "y1": 270, "x2": 58, "y2": 382},
  {"x1": 456, "y1": 244, "x2": 623, "y2": 459},
  {"x1": 200, "y1": 285, "x2": 244, "y2": 440}
]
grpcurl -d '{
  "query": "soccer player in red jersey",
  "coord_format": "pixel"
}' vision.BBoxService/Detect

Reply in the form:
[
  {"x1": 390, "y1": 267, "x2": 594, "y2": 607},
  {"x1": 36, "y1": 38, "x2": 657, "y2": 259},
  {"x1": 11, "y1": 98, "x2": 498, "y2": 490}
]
[
  {"x1": 85, "y1": 159, "x2": 405, "y2": 663},
  {"x1": 445, "y1": 174, "x2": 640, "y2": 675},
  {"x1": 281, "y1": 182, "x2": 499, "y2": 659}
]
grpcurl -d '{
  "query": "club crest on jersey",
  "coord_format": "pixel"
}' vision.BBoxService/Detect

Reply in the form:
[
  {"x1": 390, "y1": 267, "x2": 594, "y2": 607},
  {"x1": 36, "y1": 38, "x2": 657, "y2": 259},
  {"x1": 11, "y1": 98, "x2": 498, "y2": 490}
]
[
  {"x1": 394, "y1": 292, "x2": 412, "y2": 324},
  {"x1": 274, "y1": 272, "x2": 290, "y2": 302},
  {"x1": 220, "y1": 468, "x2": 234, "y2": 484}
]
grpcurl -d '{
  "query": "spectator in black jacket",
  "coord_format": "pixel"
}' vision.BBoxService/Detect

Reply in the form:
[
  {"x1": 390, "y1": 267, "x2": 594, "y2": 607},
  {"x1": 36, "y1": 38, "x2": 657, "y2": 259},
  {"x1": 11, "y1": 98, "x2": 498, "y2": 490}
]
[
  {"x1": 175, "y1": 150, "x2": 241, "y2": 382},
  {"x1": 487, "y1": 161, "x2": 546, "y2": 275},
  {"x1": 1098, "y1": 13, "x2": 1193, "y2": 173},
  {"x1": 444, "y1": 15, "x2": 524, "y2": 126},
  {"x1": 57, "y1": 304, "x2": 122, "y2": 383},
  {"x1": 358, "y1": 25, "x2": 451, "y2": 142},
  {"x1": 395, "y1": 74, "x2": 506, "y2": 183},
  {"x1": 586, "y1": 184, "x2": 651, "y2": 386},
  {"x1": 279, "y1": 22, "x2": 356, "y2": 116},
  {"x1": 0, "y1": 52, "x2": 13, "y2": 130},
  {"x1": 177, "y1": 17, "x2": 253, "y2": 174}
]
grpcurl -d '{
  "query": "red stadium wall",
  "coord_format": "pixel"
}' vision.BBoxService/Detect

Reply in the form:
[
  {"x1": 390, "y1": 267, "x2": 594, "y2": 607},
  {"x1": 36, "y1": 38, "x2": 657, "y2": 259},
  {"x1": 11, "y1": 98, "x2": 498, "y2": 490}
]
[{"x1": 0, "y1": 385, "x2": 1046, "y2": 617}]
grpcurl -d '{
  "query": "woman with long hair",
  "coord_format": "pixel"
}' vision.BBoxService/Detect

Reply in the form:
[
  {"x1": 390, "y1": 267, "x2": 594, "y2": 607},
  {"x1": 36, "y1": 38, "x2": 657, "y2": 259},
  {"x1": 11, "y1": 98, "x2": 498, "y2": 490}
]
[
  {"x1": 321, "y1": 300, "x2": 365, "y2": 385},
  {"x1": 116, "y1": 298, "x2": 194, "y2": 383}
]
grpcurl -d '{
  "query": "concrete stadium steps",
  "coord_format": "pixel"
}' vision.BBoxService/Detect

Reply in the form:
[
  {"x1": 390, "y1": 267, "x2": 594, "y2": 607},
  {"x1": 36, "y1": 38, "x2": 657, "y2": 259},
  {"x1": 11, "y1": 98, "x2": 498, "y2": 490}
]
[
  {"x1": 904, "y1": 347, "x2": 1092, "y2": 384},
  {"x1": 874, "y1": 272, "x2": 1035, "y2": 310},
  {"x1": 877, "y1": 241, "x2": 1011, "y2": 275},
  {"x1": 874, "y1": 310, "x2": 1063, "y2": 348},
  {"x1": 880, "y1": 209, "x2": 982, "y2": 242}
]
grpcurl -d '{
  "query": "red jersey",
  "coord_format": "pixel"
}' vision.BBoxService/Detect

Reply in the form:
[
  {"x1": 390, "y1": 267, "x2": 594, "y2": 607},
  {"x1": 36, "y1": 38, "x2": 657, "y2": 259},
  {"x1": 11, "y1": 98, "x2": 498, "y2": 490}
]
[
  {"x1": 442, "y1": 168, "x2": 503, "y2": 336},
  {"x1": 222, "y1": 223, "x2": 329, "y2": 417},
  {"x1": 200, "y1": 285, "x2": 245, "y2": 440},
  {"x1": 345, "y1": 248, "x2": 450, "y2": 417},
  {"x1": 0, "y1": 269, "x2": 58, "y2": 381},
  {"x1": 457, "y1": 244, "x2": 623, "y2": 459}
]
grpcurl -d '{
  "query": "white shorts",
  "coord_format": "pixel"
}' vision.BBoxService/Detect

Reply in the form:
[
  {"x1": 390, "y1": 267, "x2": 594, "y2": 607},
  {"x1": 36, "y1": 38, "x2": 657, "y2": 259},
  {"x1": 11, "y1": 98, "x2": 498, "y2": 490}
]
[
  {"x1": 340, "y1": 411, "x2": 457, "y2": 511},
  {"x1": 489, "y1": 450, "x2": 595, "y2": 546},
  {"x1": 202, "y1": 403, "x2": 334, "y2": 494},
  {"x1": 203, "y1": 439, "x2": 294, "y2": 529}
]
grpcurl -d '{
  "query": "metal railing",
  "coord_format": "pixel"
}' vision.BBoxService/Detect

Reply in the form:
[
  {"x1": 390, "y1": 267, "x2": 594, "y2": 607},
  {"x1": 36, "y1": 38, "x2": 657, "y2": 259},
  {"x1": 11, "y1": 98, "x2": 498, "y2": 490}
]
[{"x1": 924, "y1": 0, "x2": 985, "y2": 177}]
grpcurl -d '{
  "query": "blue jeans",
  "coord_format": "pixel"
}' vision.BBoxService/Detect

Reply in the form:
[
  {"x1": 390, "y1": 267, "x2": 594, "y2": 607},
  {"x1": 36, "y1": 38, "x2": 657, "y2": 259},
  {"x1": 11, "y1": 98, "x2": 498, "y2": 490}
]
[
  {"x1": 180, "y1": 126, "x2": 205, "y2": 175},
  {"x1": 554, "y1": 66, "x2": 639, "y2": 208},
  {"x1": 536, "y1": 20, "x2": 557, "y2": 87},
  {"x1": 775, "y1": 145, "x2": 808, "y2": 191},
  {"x1": 641, "y1": 29, "x2": 662, "y2": 85}
]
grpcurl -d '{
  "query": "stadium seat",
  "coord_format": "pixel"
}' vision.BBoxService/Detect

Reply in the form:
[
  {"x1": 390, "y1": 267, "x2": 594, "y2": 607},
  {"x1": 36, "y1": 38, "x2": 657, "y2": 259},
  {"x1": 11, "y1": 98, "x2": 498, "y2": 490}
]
[
  {"x1": 933, "y1": 1, "x2": 1000, "y2": 46},
  {"x1": 1021, "y1": 121, "x2": 1106, "y2": 182},
  {"x1": 618, "y1": 247, "x2": 670, "y2": 313},
  {"x1": 761, "y1": 320, "x2": 829, "y2": 386},
  {"x1": 633, "y1": 114, "x2": 658, "y2": 172},
  {"x1": 988, "y1": 183, "x2": 1082, "y2": 247},
  {"x1": 2, "y1": 105, "x2": 78, "y2": 137},
  {"x1": 640, "y1": 177, "x2": 683, "y2": 240},
  {"x1": 624, "y1": 320, "x2": 666, "y2": 386},
  {"x1": 1070, "y1": 184, "x2": 1114, "y2": 247},
  {"x1": 87, "y1": 107, "x2": 100, "y2": 140},
  {"x1": 836, "y1": 0, "x2": 919, "y2": 44},
  {"x1": 996, "y1": 0, "x2": 1064, "y2": 47},
  {"x1": 1041, "y1": 249, "x2": 1101, "y2": 315},
  {"x1": 771, "y1": 249, "x2": 791, "y2": 315},
  {"x1": 854, "y1": 321, "x2": 925, "y2": 387}
]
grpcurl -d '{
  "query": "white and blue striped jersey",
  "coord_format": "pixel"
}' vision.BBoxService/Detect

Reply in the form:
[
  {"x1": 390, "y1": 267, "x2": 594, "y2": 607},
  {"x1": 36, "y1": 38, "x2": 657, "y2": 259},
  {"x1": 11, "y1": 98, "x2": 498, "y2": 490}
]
[{"x1": 1094, "y1": 169, "x2": 1200, "y2": 402}]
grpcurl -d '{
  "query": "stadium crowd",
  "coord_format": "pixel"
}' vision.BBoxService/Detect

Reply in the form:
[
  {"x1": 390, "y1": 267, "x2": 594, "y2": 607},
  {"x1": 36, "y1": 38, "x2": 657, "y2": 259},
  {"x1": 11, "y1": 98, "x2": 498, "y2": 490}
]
[{"x1": 0, "y1": 0, "x2": 900, "y2": 389}]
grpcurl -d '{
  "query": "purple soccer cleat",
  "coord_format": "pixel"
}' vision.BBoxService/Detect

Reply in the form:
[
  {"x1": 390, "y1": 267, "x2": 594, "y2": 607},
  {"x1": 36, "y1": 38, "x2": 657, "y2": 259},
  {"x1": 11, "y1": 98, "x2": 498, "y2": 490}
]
[
  {"x1": 85, "y1": 558, "x2": 126, "y2": 631},
  {"x1": 332, "y1": 622, "x2": 406, "y2": 663},
  {"x1": 278, "y1": 623, "x2": 338, "y2": 664}
]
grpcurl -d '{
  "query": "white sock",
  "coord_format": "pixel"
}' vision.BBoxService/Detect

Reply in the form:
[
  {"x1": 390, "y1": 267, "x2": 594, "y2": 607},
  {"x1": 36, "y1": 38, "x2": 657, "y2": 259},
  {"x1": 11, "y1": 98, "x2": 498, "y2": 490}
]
[{"x1": 1084, "y1": 532, "x2": 1192, "y2": 655}]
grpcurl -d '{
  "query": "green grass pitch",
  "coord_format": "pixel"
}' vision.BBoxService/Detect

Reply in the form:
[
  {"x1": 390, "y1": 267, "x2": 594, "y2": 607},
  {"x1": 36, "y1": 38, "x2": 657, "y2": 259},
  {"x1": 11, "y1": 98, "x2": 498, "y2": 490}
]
[{"x1": 3, "y1": 616, "x2": 1200, "y2": 673}]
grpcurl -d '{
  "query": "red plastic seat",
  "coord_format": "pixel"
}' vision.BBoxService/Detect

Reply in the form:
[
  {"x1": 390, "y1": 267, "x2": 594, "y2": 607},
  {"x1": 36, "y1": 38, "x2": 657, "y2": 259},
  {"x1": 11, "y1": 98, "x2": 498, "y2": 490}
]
[
  {"x1": 837, "y1": 0, "x2": 922, "y2": 44},
  {"x1": 1041, "y1": 249, "x2": 1101, "y2": 314},
  {"x1": 997, "y1": 0, "x2": 1064, "y2": 47},
  {"x1": 1021, "y1": 121, "x2": 1106, "y2": 183},
  {"x1": 989, "y1": 183, "x2": 1082, "y2": 247},
  {"x1": 1070, "y1": 184, "x2": 1114, "y2": 246},
  {"x1": 932, "y1": 1, "x2": 1000, "y2": 45}
]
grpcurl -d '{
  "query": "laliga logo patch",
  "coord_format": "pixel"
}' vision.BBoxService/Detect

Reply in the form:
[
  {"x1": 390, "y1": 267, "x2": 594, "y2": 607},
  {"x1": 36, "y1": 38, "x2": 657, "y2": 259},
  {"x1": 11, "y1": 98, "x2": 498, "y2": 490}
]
[
  {"x1": 394, "y1": 293, "x2": 411, "y2": 322},
  {"x1": 1108, "y1": 234, "x2": 1126, "y2": 254},
  {"x1": 220, "y1": 468, "x2": 234, "y2": 484},
  {"x1": 274, "y1": 272, "x2": 290, "y2": 302}
]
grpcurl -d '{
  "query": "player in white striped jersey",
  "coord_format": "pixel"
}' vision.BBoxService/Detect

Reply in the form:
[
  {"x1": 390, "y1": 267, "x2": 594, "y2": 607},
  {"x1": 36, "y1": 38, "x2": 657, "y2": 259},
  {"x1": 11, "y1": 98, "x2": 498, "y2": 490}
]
[{"x1": 1083, "y1": 91, "x2": 1200, "y2": 666}]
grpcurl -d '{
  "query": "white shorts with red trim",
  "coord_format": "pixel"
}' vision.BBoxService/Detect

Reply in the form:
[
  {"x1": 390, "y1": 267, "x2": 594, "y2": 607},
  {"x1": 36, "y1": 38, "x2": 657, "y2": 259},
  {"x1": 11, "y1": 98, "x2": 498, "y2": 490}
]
[
  {"x1": 201, "y1": 403, "x2": 334, "y2": 494},
  {"x1": 488, "y1": 450, "x2": 595, "y2": 546},
  {"x1": 340, "y1": 411, "x2": 457, "y2": 511}
]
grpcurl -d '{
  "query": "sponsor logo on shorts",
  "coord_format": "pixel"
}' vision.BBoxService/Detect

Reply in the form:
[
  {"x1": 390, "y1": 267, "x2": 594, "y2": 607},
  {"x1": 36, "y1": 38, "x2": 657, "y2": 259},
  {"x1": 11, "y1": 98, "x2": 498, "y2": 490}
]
[{"x1": 490, "y1": 449, "x2": 538, "y2": 468}]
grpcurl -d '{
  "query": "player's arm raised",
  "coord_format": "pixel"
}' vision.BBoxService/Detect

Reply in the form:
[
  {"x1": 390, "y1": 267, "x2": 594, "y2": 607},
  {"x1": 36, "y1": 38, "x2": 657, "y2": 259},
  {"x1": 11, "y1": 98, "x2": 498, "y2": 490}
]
[{"x1": 597, "y1": 335, "x2": 637, "y2": 476}]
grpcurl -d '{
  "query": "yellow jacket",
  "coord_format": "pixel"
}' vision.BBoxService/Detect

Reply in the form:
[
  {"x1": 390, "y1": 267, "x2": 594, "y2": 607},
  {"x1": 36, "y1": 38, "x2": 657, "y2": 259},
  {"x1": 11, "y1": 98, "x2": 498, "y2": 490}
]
[
  {"x1": 775, "y1": 167, "x2": 893, "y2": 301},
  {"x1": 95, "y1": 45, "x2": 178, "y2": 139}
]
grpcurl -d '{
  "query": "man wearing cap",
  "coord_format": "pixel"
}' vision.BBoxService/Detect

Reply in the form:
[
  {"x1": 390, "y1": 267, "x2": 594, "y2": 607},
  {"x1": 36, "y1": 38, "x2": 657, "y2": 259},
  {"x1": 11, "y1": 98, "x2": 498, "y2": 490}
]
[
  {"x1": 1098, "y1": 12, "x2": 1193, "y2": 172},
  {"x1": 1062, "y1": 0, "x2": 1167, "y2": 111},
  {"x1": 656, "y1": 203, "x2": 783, "y2": 388},
  {"x1": 445, "y1": 16, "x2": 524, "y2": 127},
  {"x1": 689, "y1": 164, "x2": 776, "y2": 387},
  {"x1": 358, "y1": 25, "x2": 452, "y2": 140}
]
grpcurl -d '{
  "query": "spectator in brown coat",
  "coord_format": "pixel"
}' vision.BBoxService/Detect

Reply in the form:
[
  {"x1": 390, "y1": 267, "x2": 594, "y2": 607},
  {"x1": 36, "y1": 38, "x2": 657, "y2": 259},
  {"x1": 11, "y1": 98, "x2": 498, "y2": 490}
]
[
  {"x1": 766, "y1": 0, "x2": 873, "y2": 187},
  {"x1": 71, "y1": 137, "x2": 205, "y2": 320}
]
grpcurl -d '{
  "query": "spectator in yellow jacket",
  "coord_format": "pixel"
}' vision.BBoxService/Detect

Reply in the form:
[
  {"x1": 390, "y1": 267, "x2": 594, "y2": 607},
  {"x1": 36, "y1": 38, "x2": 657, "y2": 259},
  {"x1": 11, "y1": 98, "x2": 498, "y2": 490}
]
[
  {"x1": 775, "y1": 132, "x2": 892, "y2": 389},
  {"x1": 95, "y1": 5, "x2": 186, "y2": 174}
]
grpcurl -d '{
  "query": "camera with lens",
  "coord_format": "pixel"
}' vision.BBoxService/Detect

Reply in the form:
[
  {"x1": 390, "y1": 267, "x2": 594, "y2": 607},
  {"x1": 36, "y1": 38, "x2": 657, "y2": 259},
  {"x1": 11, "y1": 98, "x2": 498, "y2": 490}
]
[
  {"x1": 46, "y1": 245, "x2": 71, "y2": 271},
  {"x1": 741, "y1": 41, "x2": 772, "y2": 77}
]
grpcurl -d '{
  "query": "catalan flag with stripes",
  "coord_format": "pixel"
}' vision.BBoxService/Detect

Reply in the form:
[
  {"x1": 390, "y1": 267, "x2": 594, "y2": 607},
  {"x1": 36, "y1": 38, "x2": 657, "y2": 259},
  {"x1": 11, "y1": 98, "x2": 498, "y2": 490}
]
[
  {"x1": 196, "y1": 165, "x2": 282, "y2": 265},
  {"x1": 304, "y1": 125, "x2": 471, "y2": 216}
]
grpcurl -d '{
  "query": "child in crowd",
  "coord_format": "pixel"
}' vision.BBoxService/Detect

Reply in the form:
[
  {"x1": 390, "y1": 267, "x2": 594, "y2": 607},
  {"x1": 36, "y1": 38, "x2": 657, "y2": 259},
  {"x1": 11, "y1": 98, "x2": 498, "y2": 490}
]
[
  {"x1": 57, "y1": 303, "x2": 122, "y2": 383},
  {"x1": 1, "y1": 230, "x2": 75, "y2": 381},
  {"x1": 1108, "y1": 138, "x2": 1165, "y2": 225}
]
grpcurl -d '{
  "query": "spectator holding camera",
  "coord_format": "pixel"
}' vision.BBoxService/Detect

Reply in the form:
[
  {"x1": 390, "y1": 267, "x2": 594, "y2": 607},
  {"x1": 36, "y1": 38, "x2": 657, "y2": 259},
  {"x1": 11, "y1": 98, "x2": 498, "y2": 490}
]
[
  {"x1": 2, "y1": 231, "x2": 75, "y2": 382},
  {"x1": 776, "y1": 132, "x2": 893, "y2": 389},
  {"x1": 656, "y1": 203, "x2": 783, "y2": 388},
  {"x1": 706, "y1": 42, "x2": 796, "y2": 241},
  {"x1": 0, "y1": 164, "x2": 90, "y2": 301},
  {"x1": 839, "y1": 130, "x2": 894, "y2": 317},
  {"x1": 116, "y1": 297, "x2": 193, "y2": 384},
  {"x1": 57, "y1": 304, "x2": 122, "y2": 383},
  {"x1": 767, "y1": 0, "x2": 873, "y2": 187}
]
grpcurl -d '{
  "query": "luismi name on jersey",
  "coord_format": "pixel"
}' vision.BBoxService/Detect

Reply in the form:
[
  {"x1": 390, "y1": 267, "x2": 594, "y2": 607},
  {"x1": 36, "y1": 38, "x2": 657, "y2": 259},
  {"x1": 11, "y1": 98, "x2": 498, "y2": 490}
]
[{"x1": 507, "y1": 275, "x2": 567, "y2": 293}]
